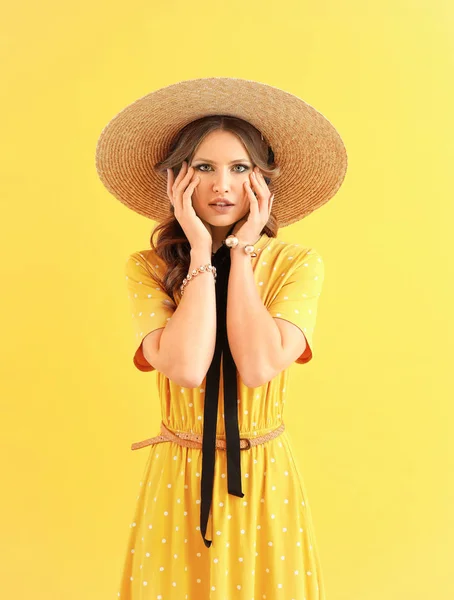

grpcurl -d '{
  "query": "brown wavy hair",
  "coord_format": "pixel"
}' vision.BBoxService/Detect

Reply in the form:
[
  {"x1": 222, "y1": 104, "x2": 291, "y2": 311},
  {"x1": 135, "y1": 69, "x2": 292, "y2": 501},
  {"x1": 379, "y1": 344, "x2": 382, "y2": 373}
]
[{"x1": 148, "y1": 115, "x2": 281, "y2": 308}]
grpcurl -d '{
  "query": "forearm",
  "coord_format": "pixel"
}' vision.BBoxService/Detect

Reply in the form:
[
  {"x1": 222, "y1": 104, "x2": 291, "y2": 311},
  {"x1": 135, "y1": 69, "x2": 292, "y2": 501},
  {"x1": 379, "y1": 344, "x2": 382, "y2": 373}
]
[
  {"x1": 226, "y1": 250, "x2": 282, "y2": 387},
  {"x1": 159, "y1": 247, "x2": 216, "y2": 386}
]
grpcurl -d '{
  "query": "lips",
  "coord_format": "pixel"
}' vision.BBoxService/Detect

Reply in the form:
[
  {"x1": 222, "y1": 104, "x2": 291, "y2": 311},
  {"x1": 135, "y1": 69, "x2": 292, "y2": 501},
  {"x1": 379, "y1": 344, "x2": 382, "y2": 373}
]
[{"x1": 210, "y1": 197, "x2": 234, "y2": 206}]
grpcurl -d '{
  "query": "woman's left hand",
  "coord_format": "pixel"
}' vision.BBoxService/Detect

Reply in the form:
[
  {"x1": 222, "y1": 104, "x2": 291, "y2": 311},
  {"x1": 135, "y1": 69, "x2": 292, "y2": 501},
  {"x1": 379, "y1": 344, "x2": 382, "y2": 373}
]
[{"x1": 231, "y1": 166, "x2": 274, "y2": 244}]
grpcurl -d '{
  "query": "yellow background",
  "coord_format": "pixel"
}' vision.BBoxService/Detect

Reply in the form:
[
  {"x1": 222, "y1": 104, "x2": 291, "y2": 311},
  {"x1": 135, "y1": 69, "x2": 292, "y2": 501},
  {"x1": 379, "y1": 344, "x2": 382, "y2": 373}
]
[{"x1": 2, "y1": 0, "x2": 453, "y2": 598}]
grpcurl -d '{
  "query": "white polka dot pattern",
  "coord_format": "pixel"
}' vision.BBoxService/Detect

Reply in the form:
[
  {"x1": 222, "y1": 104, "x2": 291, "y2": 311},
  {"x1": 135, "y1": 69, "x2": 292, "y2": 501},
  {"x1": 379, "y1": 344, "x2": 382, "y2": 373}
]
[
  {"x1": 116, "y1": 434, "x2": 325, "y2": 599},
  {"x1": 125, "y1": 251, "x2": 175, "y2": 372},
  {"x1": 266, "y1": 246, "x2": 325, "y2": 364},
  {"x1": 119, "y1": 237, "x2": 327, "y2": 598}
]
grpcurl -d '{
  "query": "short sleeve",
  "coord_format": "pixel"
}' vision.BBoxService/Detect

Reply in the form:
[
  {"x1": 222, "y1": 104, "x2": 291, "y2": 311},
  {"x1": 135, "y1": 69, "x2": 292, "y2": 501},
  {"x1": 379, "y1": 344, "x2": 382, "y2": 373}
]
[
  {"x1": 125, "y1": 251, "x2": 175, "y2": 372},
  {"x1": 267, "y1": 248, "x2": 325, "y2": 364}
]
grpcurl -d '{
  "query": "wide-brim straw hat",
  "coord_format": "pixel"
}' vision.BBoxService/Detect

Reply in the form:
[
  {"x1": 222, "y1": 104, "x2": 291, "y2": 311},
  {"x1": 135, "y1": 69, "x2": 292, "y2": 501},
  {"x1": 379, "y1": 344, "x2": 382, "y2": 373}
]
[{"x1": 95, "y1": 76, "x2": 348, "y2": 227}]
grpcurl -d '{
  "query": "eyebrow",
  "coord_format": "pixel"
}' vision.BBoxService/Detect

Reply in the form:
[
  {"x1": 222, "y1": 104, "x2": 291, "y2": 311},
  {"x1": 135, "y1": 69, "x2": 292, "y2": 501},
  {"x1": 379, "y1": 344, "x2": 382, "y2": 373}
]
[{"x1": 192, "y1": 158, "x2": 251, "y2": 164}]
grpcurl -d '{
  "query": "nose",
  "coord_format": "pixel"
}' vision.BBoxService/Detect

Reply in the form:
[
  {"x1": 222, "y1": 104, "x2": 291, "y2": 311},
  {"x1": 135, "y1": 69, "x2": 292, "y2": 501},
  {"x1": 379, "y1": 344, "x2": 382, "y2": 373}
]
[{"x1": 213, "y1": 167, "x2": 233, "y2": 192}]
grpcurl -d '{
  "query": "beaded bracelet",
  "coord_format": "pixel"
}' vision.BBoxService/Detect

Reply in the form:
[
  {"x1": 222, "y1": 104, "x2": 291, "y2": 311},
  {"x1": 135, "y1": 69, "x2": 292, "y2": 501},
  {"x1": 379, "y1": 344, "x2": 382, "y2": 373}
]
[
  {"x1": 180, "y1": 264, "x2": 217, "y2": 296},
  {"x1": 180, "y1": 236, "x2": 257, "y2": 296}
]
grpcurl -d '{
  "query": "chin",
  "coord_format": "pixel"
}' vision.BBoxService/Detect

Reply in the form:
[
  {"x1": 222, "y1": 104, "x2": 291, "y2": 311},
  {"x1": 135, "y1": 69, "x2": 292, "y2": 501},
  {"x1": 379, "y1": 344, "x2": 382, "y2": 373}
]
[
  {"x1": 208, "y1": 207, "x2": 247, "y2": 217},
  {"x1": 204, "y1": 212, "x2": 239, "y2": 223}
]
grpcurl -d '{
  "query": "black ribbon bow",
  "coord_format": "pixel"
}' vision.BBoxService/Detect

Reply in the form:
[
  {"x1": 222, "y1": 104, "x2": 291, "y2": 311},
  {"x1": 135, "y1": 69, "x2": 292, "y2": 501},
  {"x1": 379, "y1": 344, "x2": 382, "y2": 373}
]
[{"x1": 200, "y1": 224, "x2": 245, "y2": 548}]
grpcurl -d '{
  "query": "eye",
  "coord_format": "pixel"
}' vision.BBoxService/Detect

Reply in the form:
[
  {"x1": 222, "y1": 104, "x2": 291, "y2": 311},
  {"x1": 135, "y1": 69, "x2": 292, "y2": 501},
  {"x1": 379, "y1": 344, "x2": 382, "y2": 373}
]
[{"x1": 194, "y1": 163, "x2": 250, "y2": 173}]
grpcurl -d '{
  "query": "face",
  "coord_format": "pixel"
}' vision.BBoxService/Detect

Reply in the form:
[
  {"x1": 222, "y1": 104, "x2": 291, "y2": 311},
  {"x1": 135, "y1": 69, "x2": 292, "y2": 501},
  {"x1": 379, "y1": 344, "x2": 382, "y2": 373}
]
[{"x1": 188, "y1": 129, "x2": 256, "y2": 234}]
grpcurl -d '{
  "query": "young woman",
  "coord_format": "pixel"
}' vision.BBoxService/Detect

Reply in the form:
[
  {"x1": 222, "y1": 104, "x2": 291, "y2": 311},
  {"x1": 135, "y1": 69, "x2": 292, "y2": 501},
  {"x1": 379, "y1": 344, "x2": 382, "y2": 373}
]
[{"x1": 96, "y1": 76, "x2": 348, "y2": 599}]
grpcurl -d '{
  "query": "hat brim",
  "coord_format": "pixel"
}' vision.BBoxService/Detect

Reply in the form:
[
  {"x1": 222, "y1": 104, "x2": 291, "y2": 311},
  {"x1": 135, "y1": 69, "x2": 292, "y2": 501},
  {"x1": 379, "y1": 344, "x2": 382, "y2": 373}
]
[{"x1": 95, "y1": 77, "x2": 348, "y2": 226}]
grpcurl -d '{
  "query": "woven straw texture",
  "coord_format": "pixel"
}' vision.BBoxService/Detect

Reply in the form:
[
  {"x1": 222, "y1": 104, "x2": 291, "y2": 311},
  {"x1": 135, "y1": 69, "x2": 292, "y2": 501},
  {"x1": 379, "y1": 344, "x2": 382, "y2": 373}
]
[{"x1": 95, "y1": 77, "x2": 348, "y2": 227}]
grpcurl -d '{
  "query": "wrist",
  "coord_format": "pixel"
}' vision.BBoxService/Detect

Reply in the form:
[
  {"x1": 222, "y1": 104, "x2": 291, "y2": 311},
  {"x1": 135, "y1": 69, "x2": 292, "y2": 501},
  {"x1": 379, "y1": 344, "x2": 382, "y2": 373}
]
[
  {"x1": 190, "y1": 247, "x2": 212, "y2": 264},
  {"x1": 229, "y1": 246, "x2": 256, "y2": 261},
  {"x1": 226, "y1": 234, "x2": 259, "y2": 259},
  {"x1": 190, "y1": 244, "x2": 212, "y2": 255}
]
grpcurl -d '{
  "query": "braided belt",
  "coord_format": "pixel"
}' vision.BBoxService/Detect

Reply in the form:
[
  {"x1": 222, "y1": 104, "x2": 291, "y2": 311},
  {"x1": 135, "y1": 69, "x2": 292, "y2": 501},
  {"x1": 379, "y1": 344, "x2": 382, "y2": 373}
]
[{"x1": 131, "y1": 420, "x2": 286, "y2": 452}]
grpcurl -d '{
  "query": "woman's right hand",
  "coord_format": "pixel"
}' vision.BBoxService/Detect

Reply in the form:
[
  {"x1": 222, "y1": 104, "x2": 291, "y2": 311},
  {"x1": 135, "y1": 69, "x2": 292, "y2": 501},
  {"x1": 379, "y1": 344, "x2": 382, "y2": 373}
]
[{"x1": 166, "y1": 161, "x2": 213, "y2": 251}]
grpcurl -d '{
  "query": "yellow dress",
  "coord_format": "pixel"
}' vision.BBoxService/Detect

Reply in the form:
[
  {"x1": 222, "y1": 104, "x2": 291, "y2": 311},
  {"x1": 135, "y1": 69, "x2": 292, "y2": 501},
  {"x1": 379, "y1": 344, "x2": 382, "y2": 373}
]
[{"x1": 118, "y1": 232, "x2": 326, "y2": 600}]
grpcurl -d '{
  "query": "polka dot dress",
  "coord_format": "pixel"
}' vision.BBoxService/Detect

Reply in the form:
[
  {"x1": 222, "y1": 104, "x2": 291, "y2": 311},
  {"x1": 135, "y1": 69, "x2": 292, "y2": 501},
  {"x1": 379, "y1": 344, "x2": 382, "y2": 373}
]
[{"x1": 118, "y1": 234, "x2": 326, "y2": 599}]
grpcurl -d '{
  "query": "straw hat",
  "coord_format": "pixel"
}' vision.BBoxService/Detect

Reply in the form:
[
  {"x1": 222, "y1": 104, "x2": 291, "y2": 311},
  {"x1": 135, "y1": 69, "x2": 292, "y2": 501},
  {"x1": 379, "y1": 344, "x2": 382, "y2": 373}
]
[{"x1": 95, "y1": 76, "x2": 348, "y2": 227}]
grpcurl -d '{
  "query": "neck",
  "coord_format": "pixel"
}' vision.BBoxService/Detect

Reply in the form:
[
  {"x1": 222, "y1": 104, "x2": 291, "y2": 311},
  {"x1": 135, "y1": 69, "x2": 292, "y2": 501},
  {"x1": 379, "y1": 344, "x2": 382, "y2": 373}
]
[{"x1": 211, "y1": 222, "x2": 237, "y2": 254}]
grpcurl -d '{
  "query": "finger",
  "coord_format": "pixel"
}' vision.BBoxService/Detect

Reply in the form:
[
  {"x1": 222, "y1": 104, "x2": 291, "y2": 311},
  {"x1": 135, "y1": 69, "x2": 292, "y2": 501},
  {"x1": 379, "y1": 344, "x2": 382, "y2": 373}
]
[
  {"x1": 167, "y1": 168, "x2": 176, "y2": 201},
  {"x1": 181, "y1": 177, "x2": 199, "y2": 205},
  {"x1": 251, "y1": 171, "x2": 269, "y2": 200},
  {"x1": 253, "y1": 169, "x2": 267, "y2": 191},
  {"x1": 174, "y1": 162, "x2": 192, "y2": 193},
  {"x1": 174, "y1": 175, "x2": 197, "y2": 211},
  {"x1": 174, "y1": 161, "x2": 187, "y2": 185},
  {"x1": 249, "y1": 175, "x2": 267, "y2": 218},
  {"x1": 245, "y1": 181, "x2": 259, "y2": 218},
  {"x1": 249, "y1": 173, "x2": 261, "y2": 199}
]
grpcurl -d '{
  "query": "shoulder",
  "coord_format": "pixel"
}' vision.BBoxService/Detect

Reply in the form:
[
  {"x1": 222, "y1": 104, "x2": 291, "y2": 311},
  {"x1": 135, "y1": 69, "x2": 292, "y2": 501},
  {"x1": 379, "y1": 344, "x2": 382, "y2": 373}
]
[
  {"x1": 125, "y1": 249, "x2": 175, "y2": 307},
  {"x1": 265, "y1": 238, "x2": 323, "y2": 266},
  {"x1": 125, "y1": 248, "x2": 166, "y2": 278}
]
